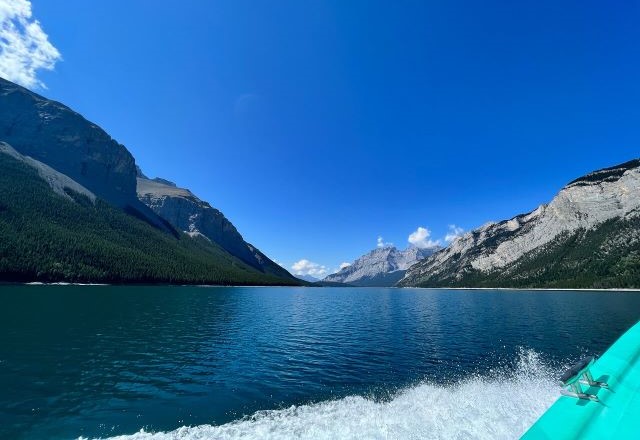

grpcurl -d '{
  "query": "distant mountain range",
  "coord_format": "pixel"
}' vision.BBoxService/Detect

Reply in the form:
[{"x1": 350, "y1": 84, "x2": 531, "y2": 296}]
[
  {"x1": 294, "y1": 274, "x2": 320, "y2": 283},
  {"x1": 400, "y1": 159, "x2": 640, "y2": 289},
  {"x1": 324, "y1": 245, "x2": 439, "y2": 287},
  {"x1": 1, "y1": 75, "x2": 639, "y2": 289},
  {"x1": 0, "y1": 77, "x2": 298, "y2": 285}
]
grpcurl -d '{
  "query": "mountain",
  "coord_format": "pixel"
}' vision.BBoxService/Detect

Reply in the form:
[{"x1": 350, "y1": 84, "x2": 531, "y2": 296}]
[
  {"x1": 0, "y1": 142, "x2": 97, "y2": 203},
  {"x1": 0, "y1": 77, "x2": 171, "y2": 233},
  {"x1": 324, "y1": 245, "x2": 439, "y2": 287},
  {"x1": 136, "y1": 175, "x2": 294, "y2": 279},
  {"x1": 294, "y1": 274, "x2": 320, "y2": 283},
  {"x1": 400, "y1": 159, "x2": 640, "y2": 289},
  {"x1": 0, "y1": 76, "x2": 297, "y2": 285}
]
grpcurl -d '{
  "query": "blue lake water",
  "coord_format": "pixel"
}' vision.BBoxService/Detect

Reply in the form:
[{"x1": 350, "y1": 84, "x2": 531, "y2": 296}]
[{"x1": 1, "y1": 286, "x2": 639, "y2": 439}]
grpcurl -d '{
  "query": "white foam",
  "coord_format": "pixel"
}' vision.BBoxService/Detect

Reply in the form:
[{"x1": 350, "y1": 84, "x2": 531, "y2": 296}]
[{"x1": 89, "y1": 350, "x2": 560, "y2": 440}]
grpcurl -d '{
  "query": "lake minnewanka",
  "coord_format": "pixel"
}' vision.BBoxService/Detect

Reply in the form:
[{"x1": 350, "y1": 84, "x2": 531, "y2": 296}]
[{"x1": 1, "y1": 286, "x2": 639, "y2": 439}]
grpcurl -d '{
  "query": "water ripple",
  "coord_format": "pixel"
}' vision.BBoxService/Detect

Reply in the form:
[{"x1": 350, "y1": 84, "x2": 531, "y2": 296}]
[{"x1": 0, "y1": 286, "x2": 638, "y2": 439}]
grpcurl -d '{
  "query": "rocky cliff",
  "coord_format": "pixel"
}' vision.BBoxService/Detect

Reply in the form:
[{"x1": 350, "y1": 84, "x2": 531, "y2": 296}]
[
  {"x1": 137, "y1": 176, "x2": 293, "y2": 279},
  {"x1": 324, "y1": 245, "x2": 438, "y2": 286},
  {"x1": 0, "y1": 141, "x2": 96, "y2": 203},
  {"x1": 0, "y1": 77, "x2": 172, "y2": 232},
  {"x1": 0, "y1": 75, "x2": 296, "y2": 285},
  {"x1": 400, "y1": 159, "x2": 640, "y2": 288},
  {"x1": 0, "y1": 78, "x2": 135, "y2": 204},
  {"x1": 0, "y1": 147, "x2": 298, "y2": 285}
]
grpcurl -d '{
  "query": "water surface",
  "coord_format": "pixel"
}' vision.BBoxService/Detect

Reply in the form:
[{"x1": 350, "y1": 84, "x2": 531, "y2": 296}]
[{"x1": 1, "y1": 286, "x2": 639, "y2": 439}]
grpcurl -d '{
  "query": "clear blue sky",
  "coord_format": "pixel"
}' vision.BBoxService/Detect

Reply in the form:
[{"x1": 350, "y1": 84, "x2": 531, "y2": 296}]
[{"x1": 12, "y1": 1, "x2": 640, "y2": 275}]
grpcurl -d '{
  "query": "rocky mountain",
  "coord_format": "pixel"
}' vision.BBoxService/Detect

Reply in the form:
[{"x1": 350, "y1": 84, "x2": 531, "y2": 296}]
[
  {"x1": 0, "y1": 77, "x2": 173, "y2": 233},
  {"x1": 400, "y1": 159, "x2": 640, "y2": 289},
  {"x1": 294, "y1": 274, "x2": 320, "y2": 283},
  {"x1": 324, "y1": 245, "x2": 439, "y2": 287},
  {"x1": 0, "y1": 142, "x2": 96, "y2": 203},
  {"x1": 0, "y1": 76, "x2": 297, "y2": 285},
  {"x1": 136, "y1": 175, "x2": 293, "y2": 279}
]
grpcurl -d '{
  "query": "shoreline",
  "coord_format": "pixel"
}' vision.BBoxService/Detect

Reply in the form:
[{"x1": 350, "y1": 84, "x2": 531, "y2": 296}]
[
  {"x1": 1, "y1": 282, "x2": 639, "y2": 292},
  {"x1": 408, "y1": 286, "x2": 640, "y2": 292}
]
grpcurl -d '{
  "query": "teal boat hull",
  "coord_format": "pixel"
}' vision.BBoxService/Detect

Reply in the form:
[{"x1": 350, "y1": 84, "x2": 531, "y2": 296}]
[{"x1": 522, "y1": 320, "x2": 640, "y2": 439}]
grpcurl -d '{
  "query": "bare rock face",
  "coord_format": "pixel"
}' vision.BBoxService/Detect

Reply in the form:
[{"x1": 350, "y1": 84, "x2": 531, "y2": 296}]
[
  {"x1": 324, "y1": 245, "x2": 438, "y2": 286},
  {"x1": 137, "y1": 176, "x2": 293, "y2": 279},
  {"x1": 401, "y1": 159, "x2": 640, "y2": 287},
  {"x1": 0, "y1": 141, "x2": 96, "y2": 203},
  {"x1": 0, "y1": 77, "x2": 136, "y2": 206},
  {"x1": 0, "y1": 77, "x2": 175, "y2": 233}
]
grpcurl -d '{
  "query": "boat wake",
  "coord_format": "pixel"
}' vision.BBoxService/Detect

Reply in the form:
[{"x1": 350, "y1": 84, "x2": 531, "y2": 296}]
[{"x1": 90, "y1": 349, "x2": 561, "y2": 440}]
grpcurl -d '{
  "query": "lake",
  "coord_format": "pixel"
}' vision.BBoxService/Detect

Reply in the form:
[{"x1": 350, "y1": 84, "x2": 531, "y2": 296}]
[{"x1": 1, "y1": 286, "x2": 639, "y2": 439}]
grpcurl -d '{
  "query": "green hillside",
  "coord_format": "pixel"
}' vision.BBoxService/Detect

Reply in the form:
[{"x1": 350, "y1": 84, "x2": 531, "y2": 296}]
[
  {"x1": 407, "y1": 217, "x2": 640, "y2": 289},
  {"x1": 0, "y1": 153, "x2": 299, "y2": 286}
]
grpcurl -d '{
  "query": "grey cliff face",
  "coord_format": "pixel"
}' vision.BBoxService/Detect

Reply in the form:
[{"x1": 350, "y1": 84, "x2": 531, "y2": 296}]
[
  {"x1": 0, "y1": 141, "x2": 96, "y2": 203},
  {"x1": 0, "y1": 77, "x2": 136, "y2": 206},
  {"x1": 401, "y1": 159, "x2": 640, "y2": 286},
  {"x1": 324, "y1": 245, "x2": 438, "y2": 286},
  {"x1": 0, "y1": 77, "x2": 176, "y2": 233},
  {"x1": 137, "y1": 177, "x2": 292, "y2": 278}
]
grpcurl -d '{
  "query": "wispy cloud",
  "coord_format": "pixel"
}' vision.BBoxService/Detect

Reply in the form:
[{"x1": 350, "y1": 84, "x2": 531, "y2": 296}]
[
  {"x1": 291, "y1": 259, "x2": 328, "y2": 278},
  {"x1": 444, "y1": 224, "x2": 465, "y2": 243},
  {"x1": 377, "y1": 236, "x2": 393, "y2": 248},
  {"x1": 0, "y1": 0, "x2": 61, "y2": 89},
  {"x1": 234, "y1": 93, "x2": 261, "y2": 116},
  {"x1": 408, "y1": 226, "x2": 440, "y2": 249}
]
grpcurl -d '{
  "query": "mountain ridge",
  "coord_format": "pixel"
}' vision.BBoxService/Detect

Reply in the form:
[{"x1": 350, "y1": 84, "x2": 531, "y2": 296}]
[
  {"x1": 136, "y1": 175, "x2": 293, "y2": 279},
  {"x1": 325, "y1": 245, "x2": 438, "y2": 286},
  {"x1": 400, "y1": 158, "x2": 640, "y2": 288},
  {"x1": 0, "y1": 76, "x2": 296, "y2": 285}
]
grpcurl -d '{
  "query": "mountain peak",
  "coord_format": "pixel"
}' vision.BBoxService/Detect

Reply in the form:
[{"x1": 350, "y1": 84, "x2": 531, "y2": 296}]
[
  {"x1": 567, "y1": 158, "x2": 640, "y2": 188},
  {"x1": 0, "y1": 76, "x2": 297, "y2": 285},
  {"x1": 136, "y1": 175, "x2": 294, "y2": 280},
  {"x1": 151, "y1": 177, "x2": 177, "y2": 187},
  {"x1": 401, "y1": 157, "x2": 640, "y2": 288},
  {"x1": 324, "y1": 245, "x2": 439, "y2": 287}
]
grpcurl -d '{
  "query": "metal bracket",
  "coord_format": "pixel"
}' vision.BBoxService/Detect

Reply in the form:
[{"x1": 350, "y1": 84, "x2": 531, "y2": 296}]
[{"x1": 559, "y1": 357, "x2": 608, "y2": 401}]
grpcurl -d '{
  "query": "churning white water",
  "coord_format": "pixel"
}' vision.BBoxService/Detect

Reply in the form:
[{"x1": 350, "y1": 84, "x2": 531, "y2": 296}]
[{"x1": 91, "y1": 350, "x2": 561, "y2": 440}]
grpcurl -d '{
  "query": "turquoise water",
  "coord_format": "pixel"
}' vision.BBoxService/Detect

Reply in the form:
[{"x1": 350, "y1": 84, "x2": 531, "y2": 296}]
[{"x1": 1, "y1": 286, "x2": 639, "y2": 439}]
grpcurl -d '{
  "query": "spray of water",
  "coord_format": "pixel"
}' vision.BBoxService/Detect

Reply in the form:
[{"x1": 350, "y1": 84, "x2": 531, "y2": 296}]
[{"x1": 88, "y1": 349, "x2": 561, "y2": 440}]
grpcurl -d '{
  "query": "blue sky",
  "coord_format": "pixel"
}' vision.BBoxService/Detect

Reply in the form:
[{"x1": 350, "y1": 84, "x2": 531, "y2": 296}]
[{"x1": 2, "y1": 1, "x2": 639, "y2": 277}]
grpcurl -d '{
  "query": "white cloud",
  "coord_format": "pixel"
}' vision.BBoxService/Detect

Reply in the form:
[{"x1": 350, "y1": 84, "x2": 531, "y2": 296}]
[
  {"x1": 328, "y1": 262, "x2": 351, "y2": 275},
  {"x1": 445, "y1": 224, "x2": 465, "y2": 243},
  {"x1": 234, "y1": 93, "x2": 261, "y2": 116},
  {"x1": 291, "y1": 259, "x2": 328, "y2": 277},
  {"x1": 0, "y1": 0, "x2": 61, "y2": 89},
  {"x1": 408, "y1": 226, "x2": 440, "y2": 249},
  {"x1": 377, "y1": 236, "x2": 393, "y2": 248}
]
